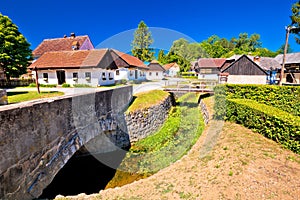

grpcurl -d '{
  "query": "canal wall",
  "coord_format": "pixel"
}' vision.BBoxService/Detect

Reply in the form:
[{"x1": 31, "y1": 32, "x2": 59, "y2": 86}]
[
  {"x1": 125, "y1": 94, "x2": 174, "y2": 142},
  {"x1": 0, "y1": 86, "x2": 132, "y2": 200}
]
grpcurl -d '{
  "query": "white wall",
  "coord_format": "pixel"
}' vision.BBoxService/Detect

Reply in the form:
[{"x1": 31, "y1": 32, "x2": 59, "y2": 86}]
[
  {"x1": 227, "y1": 75, "x2": 267, "y2": 84},
  {"x1": 198, "y1": 74, "x2": 218, "y2": 80},
  {"x1": 36, "y1": 68, "x2": 115, "y2": 87},
  {"x1": 168, "y1": 67, "x2": 180, "y2": 77},
  {"x1": 146, "y1": 71, "x2": 164, "y2": 80}
]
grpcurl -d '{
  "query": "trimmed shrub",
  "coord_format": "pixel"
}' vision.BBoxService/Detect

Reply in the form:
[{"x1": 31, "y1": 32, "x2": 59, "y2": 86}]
[
  {"x1": 217, "y1": 84, "x2": 300, "y2": 117},
  {"x1": 62, "y1": 83, "x2": 71, "y2": 88},
  {"x1": 226, "y1": 99, "x2": 300, "y2": 154}
]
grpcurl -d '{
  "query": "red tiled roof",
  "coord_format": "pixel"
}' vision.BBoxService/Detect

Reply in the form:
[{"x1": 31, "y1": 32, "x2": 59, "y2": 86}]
[
  {"x1": 29, "y1": 50, "x2": 107, "y2": 69},
  {"x1": 163, "y1": 62, "x2": 179, "y2": 70},
  {"x1": 196, "y1": 58, "x2": 226, "y2": 68},
  {"x1": 111, "y1": 49, "x2": 149, "y2": 69},
  {"x1": 32, "y1": 35, "x2": 92, "y2": 57}
]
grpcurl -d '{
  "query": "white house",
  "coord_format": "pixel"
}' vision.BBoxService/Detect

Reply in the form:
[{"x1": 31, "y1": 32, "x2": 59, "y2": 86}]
[
  {"x1": 109, "y1": 49, "x2": 148, "y2": 82},
  {"x1": 163, "y1": 62, "x2": 180, "y2": 77},
  {"x1": 28, "y1": 49, "x2": 117, "y2": 86},
  {"x1": 147, "y1": 60, "x2": 165, "y2": 80}
]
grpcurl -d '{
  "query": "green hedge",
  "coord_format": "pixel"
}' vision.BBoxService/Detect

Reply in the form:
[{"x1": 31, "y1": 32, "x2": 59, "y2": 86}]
[
  {"x1": 225, "y1": 99, "x2": 300, "y2": 154},
  {"x1": 217, "y1": 84, "x2": 300, "y2": 117}
]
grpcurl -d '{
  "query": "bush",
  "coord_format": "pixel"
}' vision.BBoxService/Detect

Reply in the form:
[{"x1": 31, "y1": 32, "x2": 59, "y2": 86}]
[
  {"x1": 28, "y1": 83, "x2": 57, "y2": 88},
  {"x1": 62, "y1": 83, "x2": 71, "y2": 88},
  {"x1": 28, "y1": 83, "x2": 36, "y2": 87},
  {"x1": 73, "y1": 84, "x2": 92, "y2": 88},
  {"x1": 225, "y1": 99, "x2": 300, "y2": 154},
  {"x1": 216, "y1": 84, "x2": 300, "y2": 117}
]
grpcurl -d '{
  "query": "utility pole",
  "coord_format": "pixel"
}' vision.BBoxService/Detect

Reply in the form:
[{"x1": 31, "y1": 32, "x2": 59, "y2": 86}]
[
  {"x1": 34, "y1": 67, "x2": 40, "y2": 94},
  {"x1": 279, "y1": 26, "x2": 297, "y2": 85}
]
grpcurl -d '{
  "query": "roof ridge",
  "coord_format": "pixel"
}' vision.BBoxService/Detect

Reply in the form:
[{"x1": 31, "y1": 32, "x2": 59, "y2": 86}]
[{"x1": 43, "y1": 35, "x2": 89, "y2": 41}]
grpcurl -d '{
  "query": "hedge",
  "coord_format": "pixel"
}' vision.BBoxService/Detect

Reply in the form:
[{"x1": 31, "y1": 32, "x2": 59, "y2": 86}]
[
  {"x1": 216, "y1": 84, "x2": 300, "y2": 117},
  {"x1": 225, "y1": 99, "x2": 300, "y2": 154}
]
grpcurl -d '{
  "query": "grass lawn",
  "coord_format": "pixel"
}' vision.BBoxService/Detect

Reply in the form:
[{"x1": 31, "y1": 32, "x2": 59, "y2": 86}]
[
  {"x1": 7, "y1": 91, "x2": 64, "y2": 104},
  {"x1": 127, "y1": 90, "x2": 170, "y2": 113}
]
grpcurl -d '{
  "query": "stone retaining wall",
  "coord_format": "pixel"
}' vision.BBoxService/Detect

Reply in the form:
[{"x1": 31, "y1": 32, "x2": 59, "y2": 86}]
[
  {"x1": 0, "y1": 89, "x2": 8, "y2": 105},
  {"x1": 125, "y1": 94, "x2": 173, "y2": 142}
]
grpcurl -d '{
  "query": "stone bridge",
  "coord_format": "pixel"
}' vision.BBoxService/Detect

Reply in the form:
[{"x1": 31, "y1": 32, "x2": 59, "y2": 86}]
[{"x1": 0, "y1": 86, "x2": 132, "y2": 200}]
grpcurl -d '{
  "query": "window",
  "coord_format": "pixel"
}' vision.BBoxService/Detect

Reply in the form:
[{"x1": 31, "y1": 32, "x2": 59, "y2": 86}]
[
  {"x1": 149, "y1": 72, "x2": 152, "y2": 76},
  {"x1": 102, "y1": 72, "x2": 106, "y2": 80},
  {"x1": 156, "y1": 72, "x2": 159, "y2": 76},
  {"x1": 73, "y1": 72, "x2": 78, "y2": 81},
  {"x1": 85, "y1": 72, "x2": 91, "y2": 81},
  {"x1": 43, "y1": 73, "x2": 48, "y2": 81},
  {"x1": 140, "y1": 71, "x2": 142, "y2": 76},
  {"x1": 130, "y1": 71, "x2": 133, "y2": 76},
  {"x1": 109, "y1": 72, "x2": 113, "y2": 80},
  {"x1": 116, "y1": 70, "x2": 120, "y2": 76}
]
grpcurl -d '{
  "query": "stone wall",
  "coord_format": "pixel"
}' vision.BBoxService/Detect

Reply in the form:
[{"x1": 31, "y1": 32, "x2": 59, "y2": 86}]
[
  {"x1": 0, "y1": 89, "x2": 8, "y2": 105},
  {"x1": 125, "y1": 94, "x2": 173, "y2": 142},
  {"x1": 0, "y1": 86, "x2": 132, "y2": 200}
]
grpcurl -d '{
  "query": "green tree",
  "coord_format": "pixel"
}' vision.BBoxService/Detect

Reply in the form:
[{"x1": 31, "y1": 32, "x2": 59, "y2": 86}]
[
  {"x1": 0, "y1": 13, "x2": 32, "y2": 80},
  {"x1": 291, "y1": 1, "x2": 300, "y2": 43},
  {"x1": 131, "y1": 21, "x2": 154, "y2": 62},
  {"x1": 276, "y1": 44, "x2": 293, "y2": 54},
  {"x1": 170, "y1": 38, "x2": 206, "y2": 61},
  {"x1": 157, "y1": 49, "x2": 166, "y2": 64}
]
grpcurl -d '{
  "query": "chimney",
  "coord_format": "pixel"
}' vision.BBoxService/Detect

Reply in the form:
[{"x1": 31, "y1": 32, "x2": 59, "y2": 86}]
[
  {"x1": 253, "y1": 56, "x2": 260, "y2": 63},
  {"x1": 70, "y1": 32, "x2": 76, "y2": 38}
]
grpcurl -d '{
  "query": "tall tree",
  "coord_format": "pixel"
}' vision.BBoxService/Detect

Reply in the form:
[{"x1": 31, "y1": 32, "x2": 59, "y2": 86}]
[
  {"x1": 131, "y1": 21, "x2": 154, "y2": 62},
  {"x1": 157, "y1": 49, "x2": 166, "y2": 64},
  {"x1": 0, "y1": 13, "x2": 32, "y2": 80},
  {"x1": 291, "y1": 1, "x2": 300, "y2": 43}
]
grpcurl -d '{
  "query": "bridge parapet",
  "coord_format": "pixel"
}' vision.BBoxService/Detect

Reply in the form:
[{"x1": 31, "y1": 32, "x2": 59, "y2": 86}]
[{"x1": 0, "y1": 86, "x2": 132, "y2": 200}]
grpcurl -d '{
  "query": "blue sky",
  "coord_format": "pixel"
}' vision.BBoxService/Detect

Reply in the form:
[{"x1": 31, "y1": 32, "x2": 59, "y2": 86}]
[{"x1": 0, "y1": 0, "x2": 299, "y2": 54}]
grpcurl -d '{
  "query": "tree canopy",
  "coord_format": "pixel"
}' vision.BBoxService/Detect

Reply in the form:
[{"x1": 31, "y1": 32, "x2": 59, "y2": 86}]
[
  {"x1": 0, "y1": 13, "x2": 32, "y2": 79},
  {"x1": 131, "y1": 21, "x2": 154, "y2": 62},
  {"x1": 291, "y1": 1, "x2": 300, "y2": 44}
]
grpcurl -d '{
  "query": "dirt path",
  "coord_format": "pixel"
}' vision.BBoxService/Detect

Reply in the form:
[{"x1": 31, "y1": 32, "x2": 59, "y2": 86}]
[{"x1": 57, "y1": 100, "x2": 300, "y2": 200}]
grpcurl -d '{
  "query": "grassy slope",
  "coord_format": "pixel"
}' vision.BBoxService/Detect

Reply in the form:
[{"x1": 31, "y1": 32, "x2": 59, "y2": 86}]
[{"x1": 7, "y1": 91, "x2": 64, "y2": 104}]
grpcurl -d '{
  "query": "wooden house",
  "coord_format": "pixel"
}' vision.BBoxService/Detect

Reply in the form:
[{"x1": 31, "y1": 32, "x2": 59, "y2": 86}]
[
  {"x1": 275, "y1": 52, "x2": 300, "y2": 83},
  {"x1": 147, "y1": 60, "x2": 165, "y2": 80},
  {"x1": 163, "y1": 62, "x2": 180, "y2": 77},
  {"x1": 221, "y1": 55, "x2": 281, "y2": 84},
  {"x1": 193, "y1": 58, "x2": 227, "y2": 80}
]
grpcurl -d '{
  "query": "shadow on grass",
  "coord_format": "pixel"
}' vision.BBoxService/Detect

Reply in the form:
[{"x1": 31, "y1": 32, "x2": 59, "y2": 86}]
[{"x1": 7, "y1": 91, "x2": 29, "y2": 96}]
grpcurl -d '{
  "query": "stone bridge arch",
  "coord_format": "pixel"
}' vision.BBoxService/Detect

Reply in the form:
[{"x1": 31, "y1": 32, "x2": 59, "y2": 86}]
[{"x1": 0, "y1": 86, "x2": 132, "y2": 200}]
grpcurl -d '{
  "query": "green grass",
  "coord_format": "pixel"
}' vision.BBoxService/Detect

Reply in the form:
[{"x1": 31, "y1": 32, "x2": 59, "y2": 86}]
[
  {"x1": 127, "y1": 90, "x2": 170, "y2": 113},
  {"x1": 7, "y1": 91, "x2": 64, "y2": 104},
  {"x1": 117, "y1": 93, "x2": 204, "y2": 175}
]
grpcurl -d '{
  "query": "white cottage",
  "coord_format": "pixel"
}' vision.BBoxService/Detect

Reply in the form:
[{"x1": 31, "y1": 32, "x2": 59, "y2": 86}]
[
  {"x1": 147, "y1": 60, "x2": 165, "y2": 80},
  {"x1": 163, "y1": 62, "x2": 180, "y2": 77},
  {"x1": 28, "y1": 49, "x2": 117, "y2": 87}
]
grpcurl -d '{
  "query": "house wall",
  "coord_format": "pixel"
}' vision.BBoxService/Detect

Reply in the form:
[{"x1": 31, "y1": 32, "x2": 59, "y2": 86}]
[
  {"x1": 128, "y1": 69, "x2": 147, "y2": 81},
  {"x1": 168, "y1": 67, "x2": 180, "y2": 77},
  {"x1": 224, "y1": 56, "x2": 266, "y2": 76},
  {"x1": 115, "y1": 68, "x2": 130, "y2": 81},
  {"x1": 79, "y1": 38, "x2": 94, "y2": 50},
  {"x1": 198, "y1": 74, "x2": 218, "y2": 80},
  {"x1": 146, "y1": 71, "x2": 164, "y2": 80},
  {"x1": 227, "y1": 75, "x2": 267, "y2": 84},
  {"x1": 37, "y1": 68, "x2": 115, "y2": 86}
]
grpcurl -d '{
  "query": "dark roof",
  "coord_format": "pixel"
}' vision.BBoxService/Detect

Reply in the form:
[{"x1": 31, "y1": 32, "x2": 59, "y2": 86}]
[
  {"x1": 274, "y1": 52, "x2": 300, "y2": 64},
  {"x1": 29, "y1": 50, "x2": 107, "y2": 69},
  {"x1": 111, "y1": 49, "x2": 149, "y2": 69},
  {"x1": 194, "y1": 58, "x2": 226, "y2": 69},
  {"x1": 148, "y1": 60, "x2": 165, "y2": 72},
  {"x1": 32, "y1": 35, "x2": 93, "y2": 57},
  {"x1": 221, "y1": 55, "x2": 268, "y2": 75},
  {"x1": 222, "y1": 55, "x2": 281, "y2": 71}
]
